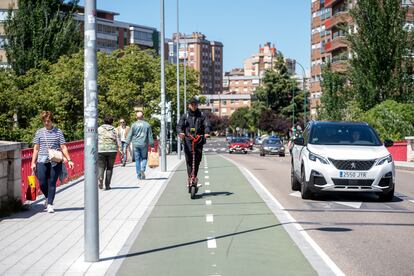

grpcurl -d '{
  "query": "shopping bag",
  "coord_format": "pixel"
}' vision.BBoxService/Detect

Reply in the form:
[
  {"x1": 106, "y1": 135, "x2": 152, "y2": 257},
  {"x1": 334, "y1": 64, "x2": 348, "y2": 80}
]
[
  {"x1": 148, "y1": 150, "x2": 159, "y2": 168},
  {"x1": 26, "y1": 175, "x2": 37, "y2": 201}
]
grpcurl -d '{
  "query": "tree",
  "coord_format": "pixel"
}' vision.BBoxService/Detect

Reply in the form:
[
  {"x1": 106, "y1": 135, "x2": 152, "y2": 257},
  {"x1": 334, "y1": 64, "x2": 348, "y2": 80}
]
[
  {"x1": 229, "y1": 107, "x2": 250, "y2": 131},
  {"x1": 319, "y1": 63, "x2": 348, "y2": 121},
  {"x1": 348, "y1": 0, "x2": 414, "y2": 110},
  {"x1": 4, "y1": 0, "x2": 82, "y2": 75},
  {"x1": 0, "y1": 45, "x2": 201, "y2": 144},
  {"x1": 258, "y1": 109, "x2": 290, "y2": 136},
  {"x1": 254, "y1": 54, "x2": 299, "y2": 113},
  {"x1": 208, "y1": 113, "x2": 229, "y2": 135}
]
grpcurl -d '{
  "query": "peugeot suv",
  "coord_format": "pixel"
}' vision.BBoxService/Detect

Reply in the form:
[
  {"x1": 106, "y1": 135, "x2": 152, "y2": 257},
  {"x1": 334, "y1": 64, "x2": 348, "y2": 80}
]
[{"x1": 291, "y1": 121, "x2": 395, "y2": 201}]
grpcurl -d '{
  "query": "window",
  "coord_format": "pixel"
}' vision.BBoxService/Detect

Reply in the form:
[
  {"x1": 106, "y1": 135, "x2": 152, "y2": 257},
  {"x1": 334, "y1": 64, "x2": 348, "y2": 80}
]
[
  {"x1": 134, "y1": 30, "x2": 153, "y2": 41},
  {"x1": 0, "y1": 9, "x2": 8, "y2": 22}
]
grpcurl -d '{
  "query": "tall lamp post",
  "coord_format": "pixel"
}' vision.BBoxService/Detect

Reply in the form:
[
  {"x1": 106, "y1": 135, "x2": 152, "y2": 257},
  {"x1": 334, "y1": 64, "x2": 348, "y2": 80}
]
[
  {"x1": 184, "y1": 41, "x2": 187, "y2": 111},
  {"x1": 84, "y1": 0, "x2": 99, "y2": 262},
  {"x1": 176, "y1": 0, "x2": 181, "y2": 159},
  {"x1": 160, "y1": 0, "x2": 167, "y2": 172},
  {"x1": 294, "y1": 60, "x2": 308, "y2": 126}
]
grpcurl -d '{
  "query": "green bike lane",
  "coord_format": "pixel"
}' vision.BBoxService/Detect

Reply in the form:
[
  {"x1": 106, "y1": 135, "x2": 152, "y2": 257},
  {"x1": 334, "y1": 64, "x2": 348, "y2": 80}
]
[{"x1": 116, "y1": 155, "x2": 316, "y2": 276}]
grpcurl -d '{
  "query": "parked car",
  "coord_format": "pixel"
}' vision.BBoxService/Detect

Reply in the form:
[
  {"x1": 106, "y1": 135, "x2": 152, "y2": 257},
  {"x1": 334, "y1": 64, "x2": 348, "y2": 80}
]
[
  {"x1": 228, "y1": 138, "x2": 249, "y2": 154},
  {"x1": 260, "y1": 138, "x2": 285, "y2": 157},
  {"x1": 291, "y1": 121, "x2": 395, "y2": 201}
]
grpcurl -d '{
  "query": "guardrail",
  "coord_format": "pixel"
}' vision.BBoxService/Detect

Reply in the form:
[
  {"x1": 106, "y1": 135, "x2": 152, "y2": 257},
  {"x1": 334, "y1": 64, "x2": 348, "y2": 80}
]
[{"x1": 20, "y1": 140, "x2": 159, "y2": 203}]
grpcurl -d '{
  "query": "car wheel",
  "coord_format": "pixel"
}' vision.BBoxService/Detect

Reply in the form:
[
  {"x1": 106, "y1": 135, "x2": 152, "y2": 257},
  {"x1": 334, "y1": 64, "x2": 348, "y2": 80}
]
[
  {"x1": 301, "y1": 165, "x2": 313, "y2": 199},
  {"x1": 244, "y1": 151, "x2": 248, "y2": 154},
  {"x1": 260, "y1": 152, "x2": 264, "y2": 156},
  {"x1": 229, "y1": 151, "x2": 233, "y2": 154},
  {"x1": 279, "y1": 154, "x2": 285, "y2": 157},
  {"x1": 377, "y1": 187, "x2": 394, "y2": 202},
  {"x1": 291, "y1": 164, "x2": 301, "y2": 191}
]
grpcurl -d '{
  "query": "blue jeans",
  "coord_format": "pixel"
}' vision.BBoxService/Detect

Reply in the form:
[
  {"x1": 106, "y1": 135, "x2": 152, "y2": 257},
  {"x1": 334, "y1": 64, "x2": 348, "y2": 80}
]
[
  {"x1": 121, "y1": 141, "x2": 128, "y2": 163},
  {"x1": 36, "y1": 162, "x2": 62, "y2": 205},
  {"x1": 134, "y1": 146, "x2": 148, "y2": 178}
]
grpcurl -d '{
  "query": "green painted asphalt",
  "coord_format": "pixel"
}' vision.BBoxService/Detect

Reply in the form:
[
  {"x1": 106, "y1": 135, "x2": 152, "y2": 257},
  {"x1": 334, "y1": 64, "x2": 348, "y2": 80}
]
[{"x1": 116, "y1": 155, "x2": 316, "y2": 276}]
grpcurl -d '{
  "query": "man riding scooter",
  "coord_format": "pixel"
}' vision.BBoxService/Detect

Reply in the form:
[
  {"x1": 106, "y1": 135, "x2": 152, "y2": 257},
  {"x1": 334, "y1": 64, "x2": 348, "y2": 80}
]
[{"x1": 177, "y1": 97, "x2": 211, "y2": 188}]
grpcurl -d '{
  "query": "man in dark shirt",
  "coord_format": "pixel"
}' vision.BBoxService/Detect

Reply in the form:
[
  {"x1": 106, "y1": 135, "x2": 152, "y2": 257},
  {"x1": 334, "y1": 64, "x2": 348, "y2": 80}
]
[{"x1": 177, "y1": 97, "x2": 211, "y2": 186}]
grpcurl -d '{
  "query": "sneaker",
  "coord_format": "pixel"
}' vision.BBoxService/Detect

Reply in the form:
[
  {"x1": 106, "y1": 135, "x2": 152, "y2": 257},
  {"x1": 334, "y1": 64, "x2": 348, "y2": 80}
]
[
  {"x1": 44, "y1": 200, "x2": 48, "y2": 209},
  {"x1": 140, "y1": 171, "x2": 145, "y2": 180},
  {"x1": 47, "y1": 204, "x2": 54, "y2": 213}
]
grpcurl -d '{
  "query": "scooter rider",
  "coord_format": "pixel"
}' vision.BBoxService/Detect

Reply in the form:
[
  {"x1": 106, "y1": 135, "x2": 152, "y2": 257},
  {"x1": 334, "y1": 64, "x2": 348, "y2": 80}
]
[{"x1": 177, "y1": 97, "x2": 211, "y2": 186}]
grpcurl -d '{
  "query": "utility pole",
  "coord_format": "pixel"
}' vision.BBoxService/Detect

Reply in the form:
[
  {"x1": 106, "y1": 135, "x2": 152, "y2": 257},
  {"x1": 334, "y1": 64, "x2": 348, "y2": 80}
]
[
  {"x1": 84, "y1": 0, "x2": 99, "y2": 262},
  {"x1": 184, "y1": 41, "x2": 187, "y2": 111},
  {"x1": 176, "y1": 0, "x2": 181, "y2": 159},
  {"x1": 160, "y1": 0, "x2": 167, "y2": 172}
]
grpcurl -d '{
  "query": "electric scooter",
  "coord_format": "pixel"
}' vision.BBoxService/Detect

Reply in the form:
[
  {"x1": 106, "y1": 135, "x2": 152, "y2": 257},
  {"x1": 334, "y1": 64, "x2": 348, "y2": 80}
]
[{"x1": 187, "y1": 132, "x2": 202, "y2": 200}]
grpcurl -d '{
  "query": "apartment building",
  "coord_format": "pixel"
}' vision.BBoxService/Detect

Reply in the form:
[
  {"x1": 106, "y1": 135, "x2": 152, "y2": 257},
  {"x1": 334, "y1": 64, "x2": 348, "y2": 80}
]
[
  {"x1": 171, "y1": 32, "x2": 223, "y2": 95},
  {"x1": 0, "y1": 0, "x2": 16, "y2": 67},
  {"x1": 73, "y1": 7, "x2": 159, "y2": 54},
  {"x1": 202, "y1": 94, "x2": 252, "y2": 117},
  {"x1": 223, "y1": 71, "x2": 261, "y2": 95},
  {"x1": 0, "y1": 1, "x2": 159, "y2": 66},
  {"x1": 310, "y1": 0, "x2": 414, "y2": 117}
]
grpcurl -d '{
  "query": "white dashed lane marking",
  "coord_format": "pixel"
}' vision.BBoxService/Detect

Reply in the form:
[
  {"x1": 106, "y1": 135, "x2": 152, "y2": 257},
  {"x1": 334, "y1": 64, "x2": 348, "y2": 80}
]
[
  {"x1": 205, "y1": 176, "x2": 209, "y2": 179},
  {"x1": 205, "y1": 182, "x2": 210, "y2": 186},
  {"x1": 205, "y1": 190, "x2": 211, "y2": 194},
  {"x1": 206, "y1": 200, "x2": 212, "y2": 205},
  {"x1": 206, "y1": 214, "x2": 214, "y2": 222},
  {"x1": 207, "y1": 237, "x2": 217, "y2": 248}
]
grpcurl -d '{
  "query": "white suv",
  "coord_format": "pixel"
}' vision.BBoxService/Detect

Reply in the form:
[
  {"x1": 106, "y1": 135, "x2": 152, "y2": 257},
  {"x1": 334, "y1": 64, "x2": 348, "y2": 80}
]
[{"x1": 291, "y1": 121, "x2": 395, "y2": 201}]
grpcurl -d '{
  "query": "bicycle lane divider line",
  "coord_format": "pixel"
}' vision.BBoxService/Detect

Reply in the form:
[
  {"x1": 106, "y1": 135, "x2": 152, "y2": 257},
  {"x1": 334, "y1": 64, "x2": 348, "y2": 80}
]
[{"x1": 221, "y1": 154, "x2": 345, "y2": 276}]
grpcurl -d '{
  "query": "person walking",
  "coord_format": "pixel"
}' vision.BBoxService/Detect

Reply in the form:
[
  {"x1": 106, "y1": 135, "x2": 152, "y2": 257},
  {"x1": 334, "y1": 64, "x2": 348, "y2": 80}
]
[
  {"x1": 177, "y1": 97, "x2": 211, "y2": 186},
  {"x1": 31, "y1": 111, "x2": 74, "y2": 213},
  {"x1": 98, "y1": 116, "x2": 121, "y2": 190},
  {"x1": 126, "y1": 111, "x2": 154, "y2": 180},
  {"x1": 116, "y1": 118, "x2": 130, "y2": 166}
]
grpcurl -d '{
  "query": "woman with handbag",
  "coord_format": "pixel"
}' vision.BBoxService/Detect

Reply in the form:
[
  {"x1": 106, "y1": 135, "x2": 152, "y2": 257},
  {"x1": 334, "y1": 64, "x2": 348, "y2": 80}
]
[{"x1": 31, "y1": 111, "x2": 74, "y2": 213}]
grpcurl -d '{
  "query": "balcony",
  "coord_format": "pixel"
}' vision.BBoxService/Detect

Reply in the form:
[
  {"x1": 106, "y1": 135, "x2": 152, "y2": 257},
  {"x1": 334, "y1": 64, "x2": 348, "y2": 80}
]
[
  {"x1": 324, "y1": 36, "x2": 348, "y2": 52},
  {"x1": 325, "y1": 12, "x2": 351, "y2": 30},
  {"x1": 324, "y1": 0, "x2": 342, "y2": 8}
]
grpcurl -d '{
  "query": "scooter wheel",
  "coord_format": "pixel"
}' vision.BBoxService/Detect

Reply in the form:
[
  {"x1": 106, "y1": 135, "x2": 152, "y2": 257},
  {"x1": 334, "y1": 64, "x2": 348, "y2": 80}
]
[{"x1": 190, "y1": 186, "x2": 197, "y2": 199}]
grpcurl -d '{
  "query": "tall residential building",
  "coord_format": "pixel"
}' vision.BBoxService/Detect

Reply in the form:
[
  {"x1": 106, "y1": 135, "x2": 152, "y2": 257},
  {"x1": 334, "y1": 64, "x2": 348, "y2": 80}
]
[
  {"x1": 310, "y1": 0, "x2": 414, "y2": 117},
  {"x1": 244, "y1": 42, "x2": 277, "y2": 77},
  {"x1": 171, "y1": 32, "x2": 223, "y2": 94}
]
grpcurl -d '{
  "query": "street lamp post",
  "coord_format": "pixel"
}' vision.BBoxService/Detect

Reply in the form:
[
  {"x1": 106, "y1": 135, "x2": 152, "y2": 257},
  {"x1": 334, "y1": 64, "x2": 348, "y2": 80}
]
[
  {"x1": 160, "y1": 0, "x2": 167, "y2": 172},
  {"x1": 84, "y1": 0, "x2": 99, "y2": 262},
  {"x1": 184, "y1": 41, "x2": 187, "y2": 111},
  {"x1": 176, "y1": 0, "x2": 181, "y2": 159},
  {"x1": 295, "y1": 60, "x2": 307, "y2": 126}
]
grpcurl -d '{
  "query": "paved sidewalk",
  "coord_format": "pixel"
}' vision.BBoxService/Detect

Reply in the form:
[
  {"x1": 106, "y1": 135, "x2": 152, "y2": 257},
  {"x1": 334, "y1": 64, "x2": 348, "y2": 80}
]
[
  {"x1": 395, "y1": 161, "x2": 414, "y2": 171},
  {"x1": 0, "y1": 155, "x2": 183, "y2": 276}
]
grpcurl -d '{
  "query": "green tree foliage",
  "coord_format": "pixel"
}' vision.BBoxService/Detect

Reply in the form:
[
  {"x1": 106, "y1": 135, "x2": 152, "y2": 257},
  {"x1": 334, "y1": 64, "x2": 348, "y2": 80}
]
[
  {"x1": 319, "y1": 64, "x2": 348, "y2": 121},
  {"x1": 0, "y1": 45, "x2": 200, "y2": 144},
  {"x1": 348, "y1": 0, "x2": 414, "y2": 110},
  {"x1": 254, "y1": 54, "x2": 299, "y2": 113},
  {"x1": 229, "y1": 107, "x2": 250, "y2": 131},
  {"x1": 362, "y1": 100, "x2": 414, "y2": 140},
  {"x1": 4, "y1": 0, "x2": 82, "y2": 75},
  {"x1": 258, "y1": 109, "x2": 290, "y2": 136}
]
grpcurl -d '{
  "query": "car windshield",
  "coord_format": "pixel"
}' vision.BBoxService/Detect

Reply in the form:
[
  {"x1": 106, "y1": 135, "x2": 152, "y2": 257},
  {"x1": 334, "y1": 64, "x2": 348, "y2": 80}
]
[
  {"x1": 232, "y1": 138, "x2": 245, "y2": 143},
  {"x1": 265, "y1": 139, "x2": 282, "y2": 145},
  {"x1": 309, "y1": 124, "x2": 382, "y2": 146}
]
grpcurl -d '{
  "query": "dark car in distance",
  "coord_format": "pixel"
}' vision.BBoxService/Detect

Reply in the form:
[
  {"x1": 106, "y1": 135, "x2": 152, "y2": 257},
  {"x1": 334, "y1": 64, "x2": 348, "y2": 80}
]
[{"x1": 260, "y1": 138, "x2": 285, "y2": 157}]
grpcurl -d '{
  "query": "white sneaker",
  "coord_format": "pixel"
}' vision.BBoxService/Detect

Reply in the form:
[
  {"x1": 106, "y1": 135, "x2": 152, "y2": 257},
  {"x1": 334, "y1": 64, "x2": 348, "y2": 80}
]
[{"x1": 47, "y1": 204, "x2": 54, "y2": 213}]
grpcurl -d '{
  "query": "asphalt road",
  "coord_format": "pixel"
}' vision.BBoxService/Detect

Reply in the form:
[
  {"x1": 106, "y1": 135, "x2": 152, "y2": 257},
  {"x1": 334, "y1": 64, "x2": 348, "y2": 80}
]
[{"x1": 227, "y1": 148, "x2": 414, "y2": 276}]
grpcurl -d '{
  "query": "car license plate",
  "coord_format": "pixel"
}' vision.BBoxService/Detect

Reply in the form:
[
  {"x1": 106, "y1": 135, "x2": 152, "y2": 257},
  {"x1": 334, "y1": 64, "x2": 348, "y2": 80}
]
[{"x1": 339, "y1": 171, "x2": 367, "y2": 178}]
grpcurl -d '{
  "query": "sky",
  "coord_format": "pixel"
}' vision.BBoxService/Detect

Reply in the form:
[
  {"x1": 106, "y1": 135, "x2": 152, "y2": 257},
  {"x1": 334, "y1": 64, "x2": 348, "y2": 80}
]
[{"x1": 80, "y1": 0, "x2": 311, "y2": 73}]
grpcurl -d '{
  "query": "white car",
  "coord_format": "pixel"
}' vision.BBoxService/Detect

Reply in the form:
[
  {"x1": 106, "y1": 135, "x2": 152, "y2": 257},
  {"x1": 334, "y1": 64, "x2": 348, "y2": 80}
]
[{"x1": 291, "y1": 121, "x2": 395, "y2": 201}]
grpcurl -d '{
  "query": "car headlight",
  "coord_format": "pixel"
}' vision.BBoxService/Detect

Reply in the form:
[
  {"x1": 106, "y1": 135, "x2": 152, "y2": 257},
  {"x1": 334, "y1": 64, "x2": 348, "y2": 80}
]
[
  {"x1": 308, "y1": 151, "x2": 329, "y2": 164},
  {"x1": 376, "y1": 155, "x2": 392, "y2": 166},
  {"x1": 280, "y1": 147, "x2": 285, "y2": 150},
  {"x1": 264, "y1": 146, "x2": 269, "y2": 150}
]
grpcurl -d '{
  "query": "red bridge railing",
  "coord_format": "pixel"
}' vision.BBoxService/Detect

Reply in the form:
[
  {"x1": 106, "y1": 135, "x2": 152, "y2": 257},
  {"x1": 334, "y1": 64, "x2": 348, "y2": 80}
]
[{"x1": 21, "y1": 140, "x2": 159, "y2": 203}]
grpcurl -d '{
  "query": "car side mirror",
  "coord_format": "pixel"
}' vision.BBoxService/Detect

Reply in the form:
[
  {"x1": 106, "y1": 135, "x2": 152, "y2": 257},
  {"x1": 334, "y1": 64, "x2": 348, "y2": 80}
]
[
  {"x1": 383, "y1": 139, "x2": 393, "y2": 148},
  {"x1": 294, "y1": 137, "x2": 305, "y2": 146}
]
